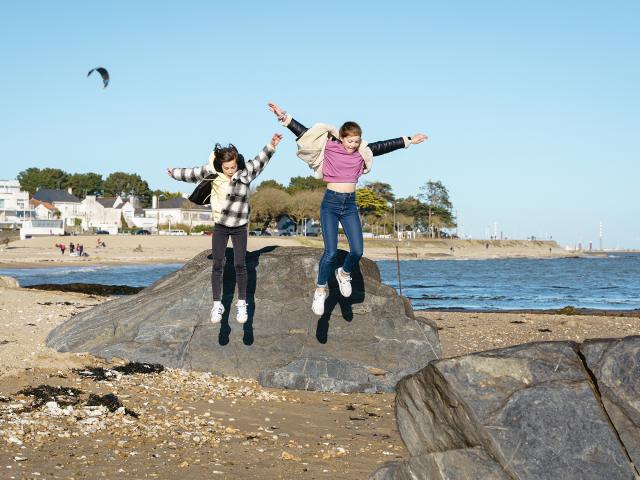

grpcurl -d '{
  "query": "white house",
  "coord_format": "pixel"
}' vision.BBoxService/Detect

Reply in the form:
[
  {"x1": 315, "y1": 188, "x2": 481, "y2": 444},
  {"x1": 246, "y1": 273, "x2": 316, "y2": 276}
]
[
  {"x1": 0, "y1": 179, "x2": 33, "y2": 228},
  {"x1": 121, "y1": 203, "x2": 157, "y2": 231},
  {"x1": 80, "y1": 195, "x2": 126, "y2": 231},
  {"x1": 30, "y1": 199, "x2": 57, "y2": 219},
  {"x1": 32, "y1": 188, "x2": 82, "y2": 228},
  {"x1": 143, "y1": 195, "x2": 213, "y2": 230},
  {"x1": 20, "y1": 219, "x2": 65, "y2": 239}
]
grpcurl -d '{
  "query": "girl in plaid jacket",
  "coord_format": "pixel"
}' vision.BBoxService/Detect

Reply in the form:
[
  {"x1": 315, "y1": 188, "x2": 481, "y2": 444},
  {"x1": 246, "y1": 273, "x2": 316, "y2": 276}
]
[{"x1": 167, "y1": 133, "x2": 282, "y2": 324}]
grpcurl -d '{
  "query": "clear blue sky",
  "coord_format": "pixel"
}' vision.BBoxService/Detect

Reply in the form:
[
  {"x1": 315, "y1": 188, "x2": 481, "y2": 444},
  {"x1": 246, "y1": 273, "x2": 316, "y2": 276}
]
[{"x1": 1, "y1": 1, "x2": 638, "y2": 248}]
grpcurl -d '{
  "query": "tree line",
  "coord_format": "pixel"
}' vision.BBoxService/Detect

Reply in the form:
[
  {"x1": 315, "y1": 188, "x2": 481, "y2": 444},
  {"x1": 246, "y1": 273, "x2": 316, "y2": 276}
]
[
  {"x1": 250, "y1": 177, "x2": 456, "y2": 237},
  {"x1": 17, "y1": 168, "x2": 456, "y2": 237},
  {"x1": 17, "y1": 168, "x2": 179, "y2": 207}
]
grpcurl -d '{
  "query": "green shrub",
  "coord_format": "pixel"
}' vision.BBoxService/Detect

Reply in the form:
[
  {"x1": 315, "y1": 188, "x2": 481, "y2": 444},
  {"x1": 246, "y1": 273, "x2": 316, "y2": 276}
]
[{"x1": 191, "y1": 224, "x2": 214, "y2": 234}]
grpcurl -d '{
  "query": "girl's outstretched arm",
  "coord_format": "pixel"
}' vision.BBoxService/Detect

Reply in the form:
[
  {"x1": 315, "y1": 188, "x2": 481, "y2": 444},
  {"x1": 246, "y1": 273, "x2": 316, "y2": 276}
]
[
  {"x1": 268, "y1": 102, "x2": 308, "y2": 139},
  {"x1": 166, "y1": 164, "x2": 215, "y2": 183},
  {"x1": 239, "y1": 133, "x2": 283, "y2": 183},
  {"x1": 368, "y1": 133, "x2": 428, "y2": 157}
]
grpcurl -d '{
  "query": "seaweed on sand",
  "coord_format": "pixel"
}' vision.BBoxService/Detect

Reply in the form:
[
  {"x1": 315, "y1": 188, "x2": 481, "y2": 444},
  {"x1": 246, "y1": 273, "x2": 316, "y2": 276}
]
[
  {"x1": 86, "y1": 393, "x2": 138, "y2": 417},
  {"x1": 17, "y1": 385, "x2": 84, "y2": 408}
]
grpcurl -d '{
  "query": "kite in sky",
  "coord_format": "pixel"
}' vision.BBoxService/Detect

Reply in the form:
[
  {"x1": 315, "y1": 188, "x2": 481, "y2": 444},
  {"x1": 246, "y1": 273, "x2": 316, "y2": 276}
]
[{"x1": 87, "y1": 67, "x2": 109, "y2": 88}]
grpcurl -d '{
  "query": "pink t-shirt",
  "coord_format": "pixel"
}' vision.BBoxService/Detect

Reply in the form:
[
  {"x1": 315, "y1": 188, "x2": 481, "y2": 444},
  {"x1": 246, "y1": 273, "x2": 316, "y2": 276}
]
[{"x1": 322, "y1": 140, "x2": 364, "y2": 183}]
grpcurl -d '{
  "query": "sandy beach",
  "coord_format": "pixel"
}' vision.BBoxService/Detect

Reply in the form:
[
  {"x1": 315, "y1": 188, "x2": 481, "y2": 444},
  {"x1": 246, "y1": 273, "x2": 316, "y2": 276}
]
[
  {"x1": 1, "y1": 279, "x2": 639, "y2": 478},
  {"x1": 0, "y1": 235, "x2": 569, "y2": 269},
  {"x1": 0, "y1": 238, "x2": 629, "y2": 479}
]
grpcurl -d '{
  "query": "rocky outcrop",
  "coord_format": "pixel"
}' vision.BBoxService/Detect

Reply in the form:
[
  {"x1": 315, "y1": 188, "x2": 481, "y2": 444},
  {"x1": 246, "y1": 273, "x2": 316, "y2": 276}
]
[
  {"x1": 28, "y1": 283, "x2": 143, "y2": 296},
  {"x1": 46, "y1": 247, "x2": 441, "y2": 393},
  {"x1": 374, "y1": 339, "x2": 640, "y2": 479},
  {"x1": 0, "y1": 275, "x2": 20, "y2": 289},
  {"x1": 370, "y1": 447, "x2": 509, "y2": 480},
  {"x1": 581, "y1": 336, "x2": 640, "y2": 468}
]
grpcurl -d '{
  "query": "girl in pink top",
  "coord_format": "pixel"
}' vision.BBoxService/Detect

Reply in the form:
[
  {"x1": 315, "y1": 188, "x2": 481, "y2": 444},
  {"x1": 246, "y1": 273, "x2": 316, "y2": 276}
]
[{"x1": 268, "y1": 102, "x2": 428, "y2": 316}]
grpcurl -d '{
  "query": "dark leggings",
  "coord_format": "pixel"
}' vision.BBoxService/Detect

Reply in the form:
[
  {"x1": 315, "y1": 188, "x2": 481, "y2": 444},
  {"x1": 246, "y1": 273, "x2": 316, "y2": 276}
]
[{"x1": 211, "y1": 223, "x2": 248, "y2": 301}]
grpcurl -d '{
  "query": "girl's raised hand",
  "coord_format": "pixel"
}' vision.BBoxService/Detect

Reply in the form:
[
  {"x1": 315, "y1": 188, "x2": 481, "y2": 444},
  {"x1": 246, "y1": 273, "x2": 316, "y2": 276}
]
[
  {"x1": 268, "y1": 102, "x2": 285, "y2": 119},
  {"x1": 270, "y1": 133, "x2": 283, "y2": 148},
  {"x1": 166, "y1": 168, "x2": 174, "y2": 177},
  {"x1": 411, "y1": 133, "x2": 428, "y2": 144}
]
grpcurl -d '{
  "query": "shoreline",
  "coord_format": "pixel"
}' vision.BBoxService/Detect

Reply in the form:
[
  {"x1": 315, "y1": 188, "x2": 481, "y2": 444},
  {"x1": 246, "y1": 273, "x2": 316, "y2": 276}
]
[
  {"x1": 0, "y1": 235, "x2": 583, "y2": 269},
  {"x1": 0, "y1": 253, "x2": 583, "y2": 270},
  {"x1": 0, "y1": 258, "x2": 185, "y2": 270}
]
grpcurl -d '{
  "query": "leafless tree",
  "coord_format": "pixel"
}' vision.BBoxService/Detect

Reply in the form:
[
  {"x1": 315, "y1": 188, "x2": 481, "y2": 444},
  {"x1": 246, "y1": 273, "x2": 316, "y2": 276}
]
[{"x1": 249, "y1": 187, "x2": 291, "y2": 232}]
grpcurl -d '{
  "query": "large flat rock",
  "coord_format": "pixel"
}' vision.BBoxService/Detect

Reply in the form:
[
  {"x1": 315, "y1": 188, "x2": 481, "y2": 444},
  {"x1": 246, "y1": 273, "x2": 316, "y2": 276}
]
[
  {"x1": 371, "y1": 447, "x2": 509, "y2": 480},
  {"x1": 46, "y1": 246, "x2": 441, "y2": 392},
  {"x1": 580, "y1": 336, "x2": 640, "y2": 469},
  {"x1": 392, "y1": 341, "x2": 638, "y2": 479}
]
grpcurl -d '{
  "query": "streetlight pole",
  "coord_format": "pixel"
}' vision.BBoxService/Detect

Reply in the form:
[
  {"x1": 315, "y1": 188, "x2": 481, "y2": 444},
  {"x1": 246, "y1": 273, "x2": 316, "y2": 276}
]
[{"x1": 393, "y1": 202, "x2": 396, "y2": 237}]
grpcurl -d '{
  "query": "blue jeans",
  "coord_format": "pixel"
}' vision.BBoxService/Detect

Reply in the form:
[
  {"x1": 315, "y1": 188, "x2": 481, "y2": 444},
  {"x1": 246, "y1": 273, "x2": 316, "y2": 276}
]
[{"x1": 317, "y1": 189, "x2": 363, "y2": 287}]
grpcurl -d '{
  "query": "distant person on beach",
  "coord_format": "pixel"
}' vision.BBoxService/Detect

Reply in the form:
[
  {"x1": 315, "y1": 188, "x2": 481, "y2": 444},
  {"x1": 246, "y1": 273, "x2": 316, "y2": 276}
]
[
  {"x1": 167, "y1": 133, "x2": 282, "y2": 324},
  {"x1": 268, "y1": 101, "x2": 427, "y2": 315},
  {"x1": 56, "y1": 243, "x2": 65, "y2": 255},
  {"x1": 69, "y1": 242, "x2": 75, "y2": 254}
]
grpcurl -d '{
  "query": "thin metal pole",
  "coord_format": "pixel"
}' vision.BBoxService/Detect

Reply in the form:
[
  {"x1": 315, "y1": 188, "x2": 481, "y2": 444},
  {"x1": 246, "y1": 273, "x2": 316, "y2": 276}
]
[{"x1": 395, "y1": 245, "x2": 403, "y2": 296}]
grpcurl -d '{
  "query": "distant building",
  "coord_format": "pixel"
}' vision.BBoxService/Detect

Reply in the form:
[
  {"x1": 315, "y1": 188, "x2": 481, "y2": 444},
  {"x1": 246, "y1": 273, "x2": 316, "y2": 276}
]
[
  {"x1": 274, "y1": 215, "x2": 321, "y2": 236},
  {"x1": 80, "y1": 195, "x2": 126, "y2": 232},
  {"x1": 275, "y1": 215, "x2": 296, "y2": 235},
  {"x1": 30, "y1": 199, "x2": 57, "y2": 220},
  {"x1": 0, "y1": 179, "x2": 33, "y2": 228},
  {"x1": 143, "y1": 195, "x2": 213, "y2": 230},
  {"x1": 32, "y1": 188, "x2": 81, "y2": 227},
  {"x1": 20, "y1": 219, "x2": 65, "y2": 239},
  {"x1": 303, "y1": 218, "x2": 321, "y2": 236}
]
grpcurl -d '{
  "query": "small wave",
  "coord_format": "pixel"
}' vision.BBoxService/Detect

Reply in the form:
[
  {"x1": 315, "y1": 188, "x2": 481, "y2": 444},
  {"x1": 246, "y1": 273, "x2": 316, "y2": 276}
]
[
  {"x1": 412, "y1": 294, "x2": 509, "y2": 301},
  {"x1": 404, "y1": 283, "x2": 458, "y2": 289}
]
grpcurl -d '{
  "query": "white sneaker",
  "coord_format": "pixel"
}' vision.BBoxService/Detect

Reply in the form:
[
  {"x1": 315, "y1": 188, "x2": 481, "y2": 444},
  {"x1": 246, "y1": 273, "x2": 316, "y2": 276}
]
[
  {"x1": 335, "y1": 267, "x2": 352, "y2": 297},
  {"x1": 236, "y1": 300, "x2": 248, "y2": 324},
  {"x1": 312, "y1": 289, "x2": 327, "y2": 316},
  {"x1": 210, "y1": 301, "x2": 224, "y2": 324}
]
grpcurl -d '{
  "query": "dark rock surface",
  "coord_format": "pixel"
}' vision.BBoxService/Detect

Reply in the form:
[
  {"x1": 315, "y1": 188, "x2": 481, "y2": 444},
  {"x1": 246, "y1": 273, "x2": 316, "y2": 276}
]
[
  {"x1": 370, "y1": 447, "x2": 509, "y2": 480},
  {"x1": 581, "y1": 336, "x2": 640, "y2": 468},
  {"x1": 46, "y1": 247, "x2": 441, "y2": 392},
  {"x1": 381, "y1": 340, "x2": 639, "y2": 480},
  {"x1": 28, "y1": 283, "x2": 143, "y2": 296}
]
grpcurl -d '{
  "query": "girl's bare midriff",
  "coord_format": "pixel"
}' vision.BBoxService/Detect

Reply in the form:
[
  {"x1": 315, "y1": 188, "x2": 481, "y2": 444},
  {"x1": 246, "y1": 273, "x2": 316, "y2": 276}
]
[{"x1": 326, "y1": 182, "x2": 357, "y2": 193}]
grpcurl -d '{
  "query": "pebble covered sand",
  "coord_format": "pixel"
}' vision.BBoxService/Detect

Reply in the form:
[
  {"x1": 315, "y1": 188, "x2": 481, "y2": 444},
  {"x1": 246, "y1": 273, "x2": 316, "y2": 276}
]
[{"x1": 0, "y1": 287, "x2": 403, "y2": 479}]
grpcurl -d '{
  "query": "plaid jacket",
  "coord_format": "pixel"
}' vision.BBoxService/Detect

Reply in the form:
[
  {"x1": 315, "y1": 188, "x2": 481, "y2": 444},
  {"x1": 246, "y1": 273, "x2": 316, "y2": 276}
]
[{"x1": 170, "y1": 145, "x2": 275, "y2": 228}]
